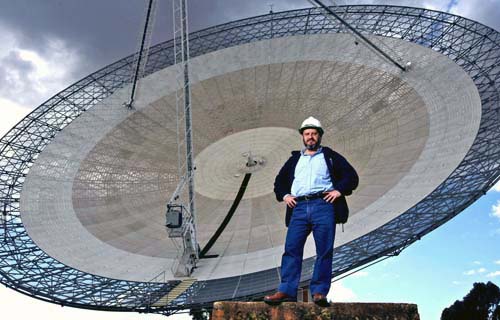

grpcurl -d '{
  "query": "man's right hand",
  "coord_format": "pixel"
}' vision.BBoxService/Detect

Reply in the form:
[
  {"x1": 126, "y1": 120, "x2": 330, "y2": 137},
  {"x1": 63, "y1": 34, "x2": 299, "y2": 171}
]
[{"x1": 284, "y1": 195, "x2": 297, "y2": 208}]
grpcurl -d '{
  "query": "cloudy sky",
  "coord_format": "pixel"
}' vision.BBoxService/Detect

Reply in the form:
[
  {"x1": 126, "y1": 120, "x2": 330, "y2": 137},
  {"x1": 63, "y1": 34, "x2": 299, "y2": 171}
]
[{"x1": 1, "y1": 1, "x2": 499, "y2": 319}]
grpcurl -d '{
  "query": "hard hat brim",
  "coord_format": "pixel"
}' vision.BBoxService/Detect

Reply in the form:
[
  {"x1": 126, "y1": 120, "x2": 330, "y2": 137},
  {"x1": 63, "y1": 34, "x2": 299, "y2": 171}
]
[{"x1": 298, "y1": 126, "x2": 324, "y2": 136}]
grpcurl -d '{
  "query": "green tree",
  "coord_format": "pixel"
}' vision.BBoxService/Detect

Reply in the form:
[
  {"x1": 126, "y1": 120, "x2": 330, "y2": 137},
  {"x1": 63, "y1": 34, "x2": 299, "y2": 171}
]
[
  {"x1": 441, "y1": 281, "x2": 500, "y2": 320},
  {"x1": 190, "y1": 307, "x2": 210, "y2": 320}
]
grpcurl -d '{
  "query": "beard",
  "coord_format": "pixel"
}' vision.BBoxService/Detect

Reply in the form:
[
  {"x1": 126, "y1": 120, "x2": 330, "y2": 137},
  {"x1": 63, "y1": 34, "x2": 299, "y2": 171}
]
[{"x1": 303, "y1": 136, "x2": 321, "y2": 151}]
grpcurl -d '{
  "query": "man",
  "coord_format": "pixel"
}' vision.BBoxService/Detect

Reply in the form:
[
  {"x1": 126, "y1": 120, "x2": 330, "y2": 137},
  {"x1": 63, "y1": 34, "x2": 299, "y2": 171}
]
[{"x1": 264, "y1": 116, "x2": 359, "y2": 307}]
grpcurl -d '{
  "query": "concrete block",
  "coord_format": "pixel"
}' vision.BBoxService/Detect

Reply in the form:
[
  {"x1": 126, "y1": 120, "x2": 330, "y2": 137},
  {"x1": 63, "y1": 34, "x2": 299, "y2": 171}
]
[{"x1": 211, "y1": 301, "x2": 420, "y2": 320}]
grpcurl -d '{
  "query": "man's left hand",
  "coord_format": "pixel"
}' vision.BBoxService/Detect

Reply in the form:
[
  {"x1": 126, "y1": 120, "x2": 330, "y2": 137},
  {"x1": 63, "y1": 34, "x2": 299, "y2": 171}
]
[{"x1": 323, "y1": 190, "x2": 341, "y2": 203}]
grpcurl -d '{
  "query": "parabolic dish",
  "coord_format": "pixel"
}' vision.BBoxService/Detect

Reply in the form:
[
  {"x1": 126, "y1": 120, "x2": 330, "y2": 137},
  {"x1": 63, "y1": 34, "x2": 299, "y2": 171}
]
[
  {"x1": 20, "y1": 33, "x2": 481, "y2": 282},
  {"x1": 1, "y1": 5, "x2": 499, "y2": 314}
]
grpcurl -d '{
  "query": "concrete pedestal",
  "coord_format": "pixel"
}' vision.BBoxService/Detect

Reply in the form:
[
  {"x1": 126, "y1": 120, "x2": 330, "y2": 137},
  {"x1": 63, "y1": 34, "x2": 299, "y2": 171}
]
[{"x1": 211, "y1": 301, "x2": 420, "y2": 320}]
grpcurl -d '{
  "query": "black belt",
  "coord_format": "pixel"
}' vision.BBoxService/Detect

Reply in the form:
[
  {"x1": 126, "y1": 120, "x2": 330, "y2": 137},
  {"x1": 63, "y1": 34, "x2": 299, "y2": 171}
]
[{"x1": 295, "y1": 192, "x2": 325, "y2": 202}]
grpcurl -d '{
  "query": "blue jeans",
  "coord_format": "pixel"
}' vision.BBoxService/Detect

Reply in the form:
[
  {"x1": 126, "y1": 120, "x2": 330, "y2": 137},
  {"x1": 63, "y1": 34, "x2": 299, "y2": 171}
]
[{"x1": 278, "y1": 198, "x2": 335, "y2": 297}]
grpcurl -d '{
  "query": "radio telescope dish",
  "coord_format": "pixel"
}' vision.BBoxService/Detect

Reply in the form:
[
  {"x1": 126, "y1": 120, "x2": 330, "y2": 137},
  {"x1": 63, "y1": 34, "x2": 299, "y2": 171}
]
[{"x1": 1, "y1": 5, "x2": 499, "y2": 315}]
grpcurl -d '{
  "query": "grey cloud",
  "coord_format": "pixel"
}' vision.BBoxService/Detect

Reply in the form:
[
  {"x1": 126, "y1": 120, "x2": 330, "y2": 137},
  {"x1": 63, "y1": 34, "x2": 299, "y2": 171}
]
[
  {"x1": 0, "y1": 1, "x2": 147, "y2": 77},
  {"x1": 0, "y1": 50, "x2": 37, "y2": 105},
  {"x1": 0, "y1": 0, "x2": 310, "y2": 82},
  {"x1": 0, "y1": 0, "x2": 498, "y2": 85},
  {"x1": 1, "y1": 50, "x2": 35, "y2": 74}
]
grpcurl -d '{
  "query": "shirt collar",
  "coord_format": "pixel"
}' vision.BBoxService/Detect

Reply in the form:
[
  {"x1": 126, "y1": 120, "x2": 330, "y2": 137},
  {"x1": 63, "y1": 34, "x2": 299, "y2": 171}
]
[{"x1": 301, "y1": 146, "x2": 323, "y2": 156}]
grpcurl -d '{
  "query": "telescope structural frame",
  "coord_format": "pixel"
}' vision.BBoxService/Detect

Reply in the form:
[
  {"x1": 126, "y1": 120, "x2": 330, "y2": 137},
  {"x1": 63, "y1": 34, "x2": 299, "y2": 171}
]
[{"x1": 0, "y1": 5, "x2": 499, "y2": 315}]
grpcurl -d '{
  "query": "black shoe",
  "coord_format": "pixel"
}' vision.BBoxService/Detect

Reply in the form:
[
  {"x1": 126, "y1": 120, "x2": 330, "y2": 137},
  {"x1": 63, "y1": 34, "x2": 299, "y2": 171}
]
[
  {"x1": 263, "y1": 292, "x2": 297, "y2": 305},
  {"x1": 313, "y1": 293, "x2": 330, "y2": 307}
]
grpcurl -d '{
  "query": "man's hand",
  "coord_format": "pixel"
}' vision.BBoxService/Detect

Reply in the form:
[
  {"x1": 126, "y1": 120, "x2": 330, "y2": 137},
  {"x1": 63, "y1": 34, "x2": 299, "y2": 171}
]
[
  {"x1": 323, "y1": 190, "x2": 341, "y2": 203},
  {"x1": 284, "y1": 195, "x2": 297, "y2": 208}
]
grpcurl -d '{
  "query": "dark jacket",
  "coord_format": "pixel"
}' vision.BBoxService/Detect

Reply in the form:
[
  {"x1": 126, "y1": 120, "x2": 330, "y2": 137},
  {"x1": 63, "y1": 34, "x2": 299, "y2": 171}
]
[{"x1": 274, "y1": 146, "x2": 359, "y2": 227}]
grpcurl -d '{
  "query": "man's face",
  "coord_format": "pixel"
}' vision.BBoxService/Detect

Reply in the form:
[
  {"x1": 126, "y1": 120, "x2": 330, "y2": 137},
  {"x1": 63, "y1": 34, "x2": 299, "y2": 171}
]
[{"x1": 302, "y1": 128, "x2": 321, "y2": 151}]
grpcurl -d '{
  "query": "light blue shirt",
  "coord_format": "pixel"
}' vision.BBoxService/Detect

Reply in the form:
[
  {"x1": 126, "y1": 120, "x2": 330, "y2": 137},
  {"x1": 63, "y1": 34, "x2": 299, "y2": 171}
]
[{"x1": 290, "y1": 147, "x2": 334, "y2": 197}]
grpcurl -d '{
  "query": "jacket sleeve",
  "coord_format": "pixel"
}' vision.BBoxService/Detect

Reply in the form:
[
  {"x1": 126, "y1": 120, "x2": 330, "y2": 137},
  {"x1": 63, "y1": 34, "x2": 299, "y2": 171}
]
[
  {"x1": 333, "y1": 153, "x2": 359, "y2": 196},
  {"x1": 274, "y1": 157, "x2": 293, "y2": 202}
]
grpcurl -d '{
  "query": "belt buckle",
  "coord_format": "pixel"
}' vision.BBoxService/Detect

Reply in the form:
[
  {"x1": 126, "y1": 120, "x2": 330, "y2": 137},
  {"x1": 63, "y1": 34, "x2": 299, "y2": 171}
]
[{"x1": 304, "y1": 194, "x2": 312, "y2": 201}]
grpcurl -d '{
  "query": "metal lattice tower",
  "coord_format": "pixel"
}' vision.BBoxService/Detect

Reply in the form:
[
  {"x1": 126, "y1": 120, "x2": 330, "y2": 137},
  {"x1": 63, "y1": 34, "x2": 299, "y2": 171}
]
[{"x1": 168, "y1": 0, "x2": 198, "y2": 277}]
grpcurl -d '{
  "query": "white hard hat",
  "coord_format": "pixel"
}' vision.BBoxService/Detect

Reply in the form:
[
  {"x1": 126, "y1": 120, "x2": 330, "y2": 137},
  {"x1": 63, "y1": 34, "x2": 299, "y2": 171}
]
[{"x1": 299, "y1": 116, "x2": 324, "y2": 136}]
